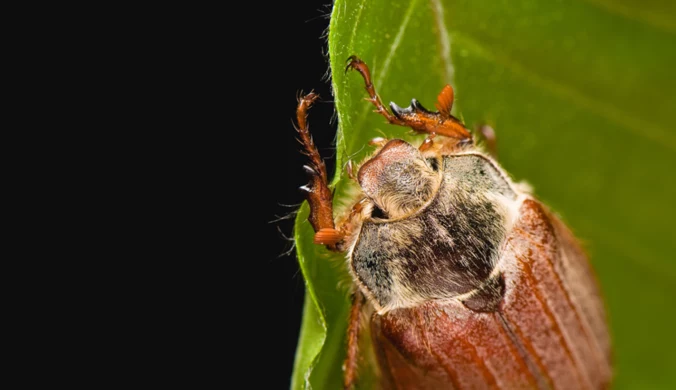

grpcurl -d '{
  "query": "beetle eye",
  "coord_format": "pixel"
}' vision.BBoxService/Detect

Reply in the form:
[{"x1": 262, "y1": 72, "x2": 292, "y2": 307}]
[
  {"x1": 371, "y1": 205, "x2": 388, "y2": 219},
  {"x1": 426, "y1": 157, "x2": 439, "y2": 172}
]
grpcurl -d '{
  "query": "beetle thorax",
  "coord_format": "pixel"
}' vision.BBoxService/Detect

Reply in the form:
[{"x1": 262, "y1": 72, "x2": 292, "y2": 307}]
[{"x1": 348, "y1": 141, "x2": 520, "y2": 313}]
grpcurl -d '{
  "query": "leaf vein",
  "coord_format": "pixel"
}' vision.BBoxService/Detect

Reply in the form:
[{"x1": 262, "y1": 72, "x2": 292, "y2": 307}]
[
  {"x1": 430, "y1": 0, "x2": 454, "y2": 88},
  {"x1": 348, "y1": 0, "x2": 420, "y2": 156},
  {"x1": 375, "y1": 0, "x2": 419, "y2": 88},
  {"x1": 347, "y1": 0, "x2": 366, "y2": 53}
]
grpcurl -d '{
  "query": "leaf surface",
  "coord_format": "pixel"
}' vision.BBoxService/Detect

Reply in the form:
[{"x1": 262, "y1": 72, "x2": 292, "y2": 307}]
[{"x1": 293, "y1": 1, "x2": 676, "y2": 388}]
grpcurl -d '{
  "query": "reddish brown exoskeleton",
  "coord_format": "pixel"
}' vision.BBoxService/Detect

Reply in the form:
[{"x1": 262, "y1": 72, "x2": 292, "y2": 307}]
[{"x1": 294, "y1": 56, "x2": 612, "y2": 390}]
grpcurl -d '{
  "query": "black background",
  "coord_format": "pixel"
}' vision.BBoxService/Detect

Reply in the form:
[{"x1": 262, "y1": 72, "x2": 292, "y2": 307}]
[{"x1": 94, "y1": 2, "x2": 339, "y2": 385}]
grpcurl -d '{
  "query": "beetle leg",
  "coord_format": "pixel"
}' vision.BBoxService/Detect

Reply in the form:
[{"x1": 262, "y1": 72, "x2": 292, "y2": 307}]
[
  {"x1": 419, "y1": 132, "x2": 437, "y2": 152},
  {"x1": 476, "y1": 124, "x2": 498, "y2": 159},
  {"x1": 344, "y1": 291, "x2": 366, "y2": 390},
  {"x1": 295, "y1": 92, "x2": 343, "y2": 249},
  {"x1": 346, "y1": 55, "x2": 472, "y2": 143},
  {"x1": 345, "y1": 56, "x2": 406, "y2": 126}
]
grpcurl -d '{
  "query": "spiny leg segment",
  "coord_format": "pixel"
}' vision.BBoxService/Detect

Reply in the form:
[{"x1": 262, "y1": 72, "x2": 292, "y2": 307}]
[
  {"x1": 346, "y1": 55, "x2": 473, "y2": 143},
  {"x1": 294, "y1": 92, "x2": 343, "y2": 248},
  {"x1": 345, "y1": 56, "x2": 407, "y2": 126},
  {"x1": 295, "y1": 94, "x2": 368, "y2": 388}
]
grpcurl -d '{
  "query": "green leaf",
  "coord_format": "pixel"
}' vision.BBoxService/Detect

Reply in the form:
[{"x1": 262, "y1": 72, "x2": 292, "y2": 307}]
[
  {"x1": 293, "y1": 0, "x2": 676, "y2": 389},
  {"x1": 292, "y1": 204, "x2": 350, "y2": 389}
]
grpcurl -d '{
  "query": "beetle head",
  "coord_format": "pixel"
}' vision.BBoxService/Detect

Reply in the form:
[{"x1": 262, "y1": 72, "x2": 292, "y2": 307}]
[{"x1": 358, "y1": 139, "x2": 440, "y2": 219}]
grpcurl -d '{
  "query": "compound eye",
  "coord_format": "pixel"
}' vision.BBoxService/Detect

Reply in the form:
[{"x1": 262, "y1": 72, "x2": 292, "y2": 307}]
[
  {"x1": 370, "y1": 204, "x2": 388, "y2": 219},
  {"x1": 426, "y1": 157, "x2": 440, "y2": 172}
]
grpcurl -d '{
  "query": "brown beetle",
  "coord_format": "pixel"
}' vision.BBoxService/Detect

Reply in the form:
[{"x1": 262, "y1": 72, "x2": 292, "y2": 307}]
[{"x1": 294, "y1": 56, "x2": 612, "y2": 390}]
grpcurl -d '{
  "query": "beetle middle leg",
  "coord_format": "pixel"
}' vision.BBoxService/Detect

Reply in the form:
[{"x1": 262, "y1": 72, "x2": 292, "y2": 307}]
[
  {"x1": 295, "y1": 92, "x2": 343, "y2": 249},
  {"x1": 344, "y1": 291, "x2": 366, "y2": 390}
]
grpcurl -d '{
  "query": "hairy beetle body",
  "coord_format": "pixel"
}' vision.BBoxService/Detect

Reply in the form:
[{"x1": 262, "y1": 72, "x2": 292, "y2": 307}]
[
  {"x1": 293, "y1": 56, "x2": 611, "y2": 389},
  {"x1": 350, "y1": 148, "x2": 518, "y2": 314}
]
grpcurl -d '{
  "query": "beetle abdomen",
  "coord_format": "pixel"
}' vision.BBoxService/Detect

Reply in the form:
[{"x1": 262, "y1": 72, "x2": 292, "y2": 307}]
[
  {"x1": 372, "y1": 200, "x2": 612, "y2": 390},
  {"x1": 499, "y1": 200, "x2": 612, "y2": 389},
  {"x1": 373, "y1": 304, "x2": 541, "y2": 389}
]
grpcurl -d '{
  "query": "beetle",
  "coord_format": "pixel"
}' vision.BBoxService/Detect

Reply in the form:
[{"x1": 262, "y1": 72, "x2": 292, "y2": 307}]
[{"x1": 294, "y1": 55, "x2": 612, "y2": 390}]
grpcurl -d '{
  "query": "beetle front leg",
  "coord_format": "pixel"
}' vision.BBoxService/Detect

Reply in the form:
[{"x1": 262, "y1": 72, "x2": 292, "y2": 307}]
[
  {"x1": 345, "y1": 56, "x2": 406, "y2": 127},
  {"x1": 295, "y1": 93, "x2": 343, "y2": 249},
  {"x1": 347, "y1": 55, "x2": 472, "y2": 143}
]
